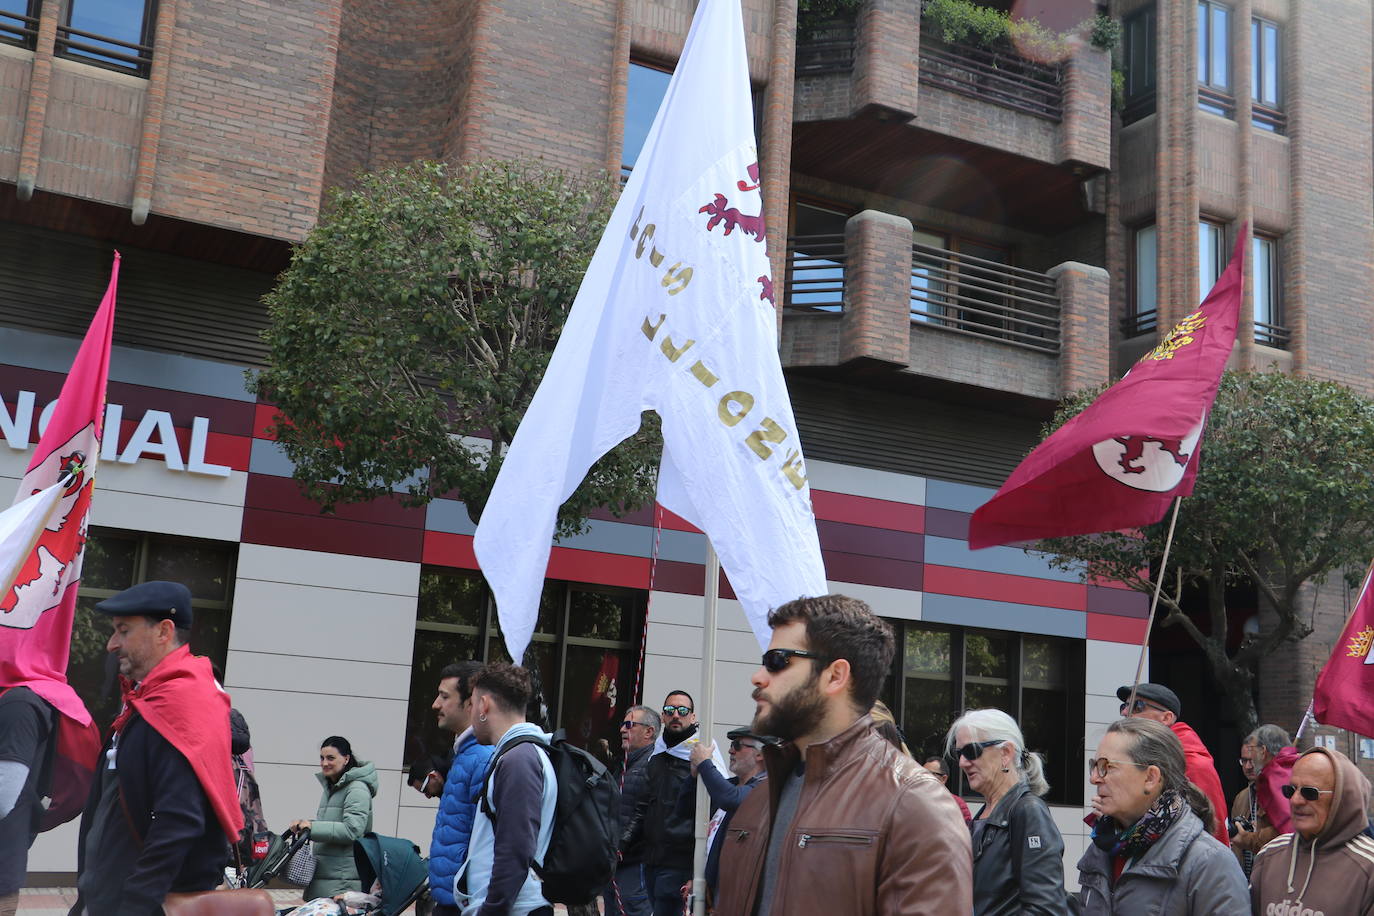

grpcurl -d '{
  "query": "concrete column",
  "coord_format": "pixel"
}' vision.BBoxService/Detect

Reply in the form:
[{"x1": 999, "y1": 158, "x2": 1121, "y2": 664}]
[
  {"x1": 1049, "y1": 261, "x2": 1111, "y2": 395},
  {"x1": 839, "y1": 209, "x2": 913, "y2": 368}
]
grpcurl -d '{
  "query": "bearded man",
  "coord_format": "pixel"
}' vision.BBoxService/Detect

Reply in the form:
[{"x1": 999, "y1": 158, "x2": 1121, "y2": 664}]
[{"x1": 714, "y1": 594, "x2": 972, "y2": 915}]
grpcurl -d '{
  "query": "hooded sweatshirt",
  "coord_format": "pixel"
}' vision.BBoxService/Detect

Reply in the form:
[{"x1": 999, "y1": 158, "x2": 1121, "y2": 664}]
[{"x1": 1250, "y1": 747, "x2": 1374, "y2": 916}]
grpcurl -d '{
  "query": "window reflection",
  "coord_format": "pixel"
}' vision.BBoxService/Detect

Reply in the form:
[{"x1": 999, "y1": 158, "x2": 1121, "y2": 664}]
[{"x1": 622, "y1": 62, "x2": 672, "y2": 177}]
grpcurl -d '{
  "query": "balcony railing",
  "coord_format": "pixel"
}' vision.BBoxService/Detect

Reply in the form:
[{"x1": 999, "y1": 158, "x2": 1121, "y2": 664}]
[
  {"x1": 1125, "y1": 311, "x2": 1290, "y2": 350},
  {"x1": 1198, "y1": 85, "x2": 1235, "y2": 118},
  {"x1": 56, "y1": 22, "x2": 154, "y2": 78},
  {"x1": 911, "y1": 242, "x2": 1061, "y2": 353},
  {"x1": 1254, "y1": 320, "x2": 1291, "y2": 349},
  {"x1": 1121, "y1": 309, "x2": 1157, "y2": 338},
  {"x1": 918, "y1": 36, "x2": 1063, "y2": 121},
  {"x1": 1252, "y1": 103, "x2": 1287, "y2": 135},
  {"x1": 0, "y1": 8, "x2": 39, "y2": 50},
  {"x1": 785, "y1": 234, "x2": 847, "y2": 312},
  {"x1": 796, "y1": 19, "x2": 856, "y2": 76}
]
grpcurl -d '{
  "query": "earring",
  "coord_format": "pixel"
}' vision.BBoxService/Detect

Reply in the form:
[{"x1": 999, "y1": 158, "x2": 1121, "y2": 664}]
[
  {"x1": 479, "y1": 714, "x2": 487, "y2": 723},
  {"x1": 1143, "y1": 788, "x2": 1150, "y2": 795},
  {"x1": 1001, "y1": 766, "x2": 1010, "y2": 773}
]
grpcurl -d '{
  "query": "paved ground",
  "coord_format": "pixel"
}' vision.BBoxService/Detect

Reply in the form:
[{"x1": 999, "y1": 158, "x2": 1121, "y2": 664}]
[{"x1": 18, "y1": 887, "x2": 308, "y2": 914}]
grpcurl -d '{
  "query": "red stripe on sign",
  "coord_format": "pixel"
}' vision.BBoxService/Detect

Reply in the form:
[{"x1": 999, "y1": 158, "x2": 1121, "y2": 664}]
[
  {"x1": 811, "y1": 490, "x2": 924, "y2": 534},
  {"x1": 547, "y1": 547, "x2": 650, "y2": 590},
  {"x1": 423, "y1": 532, "x2": 479, "y2": 569},
  {"x1": 1087, "y1": 613, "x2": 1149, "y2": 644},
  {"x1": 923, "y1": 565, "x2": 1087, "y2": 611},
  {"x1": 203, "y1": 432, "x2": 252, "y2": 471},
  {"x1": 253, "y1": 403, "x2": 282, "y2": 441},
  {"x1": 657, "y1": 506, "x2": 702, "y2": 534},
  {"x1": 245, "y1": 474, "x2": 425, "y2": 527},
  {"x1": 241, "y1": 508, "x2": 422, "y2": 562}
]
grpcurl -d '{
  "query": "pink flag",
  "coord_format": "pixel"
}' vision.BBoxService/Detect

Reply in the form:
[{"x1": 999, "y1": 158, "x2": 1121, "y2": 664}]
[
  {"x1": 967, "y1": 230, "x2": 1245, "y2": 550},
  {"x1": 0, "y1": 252, "x2": 119, "y2": 725}
]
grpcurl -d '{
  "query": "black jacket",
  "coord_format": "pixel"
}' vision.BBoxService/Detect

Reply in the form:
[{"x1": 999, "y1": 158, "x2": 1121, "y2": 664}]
[
  {"x1": 970, "y1": 781, "x2": 1070, "y2": 916},
  {"x1": 622, "y1": 738, "x2": 695, "y2": 870},
  {"x1": 617, "y1": 743, "x2": 654, "y2": 864},
  {"x1": 72, "y1": 716, "x2": 228, "y2": 916}
]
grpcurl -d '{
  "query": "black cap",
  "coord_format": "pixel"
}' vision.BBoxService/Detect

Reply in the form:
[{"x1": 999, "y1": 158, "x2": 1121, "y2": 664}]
[
  {"x1": 95, "y1": 581, "x2": 193, "y2": 629},
  {"x1": 726, "y1": 727, "x2": 779, "y2": 746},
  {"x1": 1117, "y1": 683, "x2": 1181, "y2": 718}
]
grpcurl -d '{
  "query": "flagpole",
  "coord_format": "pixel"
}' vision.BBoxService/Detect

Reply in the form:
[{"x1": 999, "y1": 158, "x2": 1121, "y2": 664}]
[
  {"x1": 1126, "y1": 498, "x2": 1183, "y2": 712},
  {"x1": 691, "y1": 541, "x2": 720, "y2": 916}
]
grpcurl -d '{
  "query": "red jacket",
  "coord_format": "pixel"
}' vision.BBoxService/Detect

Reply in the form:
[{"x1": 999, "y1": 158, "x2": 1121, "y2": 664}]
[{"x1": 1171, "y1": 720, "x2": 1230, "y2": 846}]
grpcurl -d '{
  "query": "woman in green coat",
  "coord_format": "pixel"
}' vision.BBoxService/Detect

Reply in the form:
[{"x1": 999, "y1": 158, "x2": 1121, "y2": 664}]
[{"x1": 289, "y1": 736, "x2": 379, "y2": 899}]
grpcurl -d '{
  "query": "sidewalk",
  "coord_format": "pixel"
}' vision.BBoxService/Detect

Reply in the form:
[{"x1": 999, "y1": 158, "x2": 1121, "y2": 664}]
[{"x1": 17, "y1": 887, "x2": 307, "y2": 914}]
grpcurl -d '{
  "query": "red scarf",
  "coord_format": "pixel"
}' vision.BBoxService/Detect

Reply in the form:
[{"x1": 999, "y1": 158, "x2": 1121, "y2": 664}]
[{"x1": 111, "y1": 645, "x2": 244, "y2": 841}]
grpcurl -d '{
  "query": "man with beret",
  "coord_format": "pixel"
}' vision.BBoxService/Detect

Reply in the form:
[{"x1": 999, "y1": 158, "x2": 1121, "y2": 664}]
[
  {"x1": 683, "y1": 727, "x2": 773, "y2": 905},
  {"x1": 70, "y1": 581, "x2": 243, "y2": 916},
  {"x1": 1118, "y1": 682, "x2": 1229, "y2": 845}
]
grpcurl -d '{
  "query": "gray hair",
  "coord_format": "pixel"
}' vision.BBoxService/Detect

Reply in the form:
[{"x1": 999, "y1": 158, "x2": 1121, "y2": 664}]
[
  {"x1": 946, "y1": 708, "x2": 1050, "y2": 797},
  {"x1": 1246, "y1": 724, "x2": 1291, "y2": 757},
  {"x1": 628, "y1": 704, "x2": 661, "y2": 738},
  {"x1": 1107, "y1": 718, "x2": 1215, "y2": 834}
]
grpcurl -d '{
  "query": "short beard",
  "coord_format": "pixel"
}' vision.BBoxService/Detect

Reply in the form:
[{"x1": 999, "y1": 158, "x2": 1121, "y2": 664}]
[
  {"x1": 663, "y1": 722, "x2": 696, "y2": 745},
  {"x1": 752, "y1": 674, "x2": 826, "y2": 742}
]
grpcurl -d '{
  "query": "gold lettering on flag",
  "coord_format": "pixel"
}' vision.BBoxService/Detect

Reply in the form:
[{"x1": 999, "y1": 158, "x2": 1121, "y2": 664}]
[{"x1": 1144, "y1": 310, "x2": 1207, "y2": 361}]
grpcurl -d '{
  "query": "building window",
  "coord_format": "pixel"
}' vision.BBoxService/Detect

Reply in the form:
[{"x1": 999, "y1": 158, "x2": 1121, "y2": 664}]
[
  {"x1": 1126, "y1": 223, "x2": 1158, "y2": 336},
  {"x1": 1197, "y1": 1, "x2": 1232, "y2": 116},
  {"x1": 786, "y1": 201, "x2": 850, "y2": 312},
  {"x1": 1251, "y1": 18, "x2": 1284, "y2": 132},
  {"x1": 0, "y1": 0, "x2": 40, "y2": 51},
  {"x1": 1198, "y1": 219, "x2": 1227, "y2": 302},
  {"x1": 622, "y1": 62, "x2": 672, "y2": 179},
  {"x1": 404, "y1": 569, "x2": 642, "y2": 768},
  {"x1": 59, "y1": 0, "x2": 156, "y2": 78},
  {"x1": 1252, "y1": 234, "x2": 1285, "y2": 347},
  {"x1": 883, "y1": 620, "x2": 1084, "y2": 806},
  {"x1": 1122, "y1": 6, "x2": 1157, "y2": 124},
  {"x1": 70, "y1": 528, "x2": 237, "y2": 730}
]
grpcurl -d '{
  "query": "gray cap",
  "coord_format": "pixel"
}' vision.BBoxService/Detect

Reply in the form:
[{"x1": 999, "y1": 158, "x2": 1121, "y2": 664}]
[{"x1": 1117, "y1": 682, "x2": 1181, "y2": 717}]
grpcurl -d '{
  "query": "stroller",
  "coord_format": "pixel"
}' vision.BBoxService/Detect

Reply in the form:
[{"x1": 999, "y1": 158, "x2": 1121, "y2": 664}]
[
  {"x1": 239, "y1": 827, "x2": 314, "y2": 889},
  {"x1": 281, "y1": 833, "x2": 430, "y2": 915}
]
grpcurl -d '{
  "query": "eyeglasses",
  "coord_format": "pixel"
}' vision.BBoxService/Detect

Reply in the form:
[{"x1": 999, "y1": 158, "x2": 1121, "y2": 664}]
[
  {"x1": 1088, "y1": 757, "x2": 1151, "y2": 779},
  {"x1": 1282, "y1": 784, "x2": 1336, "y2": 801},
  {"x1": 620, "y1": 720, "x2": 651, "y2": 730},
  {"x1": 662, "y1": 705, "x2": 693, "y2": 717},
  {"x1": 761, "y1": 648, "x2": 829, "y2": 674},
  {"x1": 1119, "y1": 699, "x2": 1170, "y2": 715},
  {"x1": 955, "y1": 740, "x2": 1004, "y2": 762},
  {"x1": 730, "y1": 740, "x2": 760, "y2": 752}
]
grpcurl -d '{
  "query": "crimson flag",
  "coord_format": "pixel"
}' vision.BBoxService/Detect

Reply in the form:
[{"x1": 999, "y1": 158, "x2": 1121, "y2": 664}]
[
  {"x1": 1312, "y1": 565, "x2": 1374, "y2": 738},
  {"x1": 0, "y1": 252, "x2": 119, "y2": 725},
  {"x1": 968, "y1": 231, "x2": 1245, "y2": 550}
]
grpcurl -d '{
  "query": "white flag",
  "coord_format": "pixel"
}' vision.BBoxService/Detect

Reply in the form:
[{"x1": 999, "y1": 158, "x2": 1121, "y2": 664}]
[{"x1": 474, "y1": 0, "x2": 826, "y2": 662}]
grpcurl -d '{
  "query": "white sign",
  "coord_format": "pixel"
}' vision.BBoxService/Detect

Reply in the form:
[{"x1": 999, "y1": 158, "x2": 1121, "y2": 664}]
[{"x1": 0, "y1": 390, "x2": 232, "y2": 477}]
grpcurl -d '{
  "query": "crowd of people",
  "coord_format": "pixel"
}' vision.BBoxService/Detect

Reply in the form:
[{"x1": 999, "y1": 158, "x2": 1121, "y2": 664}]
[{"x1": 3, "y1": 580, "x2": 1374, "y2": 914}]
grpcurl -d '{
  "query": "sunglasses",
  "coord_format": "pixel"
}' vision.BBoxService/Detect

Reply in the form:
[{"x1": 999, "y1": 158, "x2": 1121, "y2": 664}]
[
  {"x1": 761, "y1": 648, "x2": 829, "y2": 674},
  {"x1": 620, "y1": 720, "x2": 651, "y2": 730},
  {"x1": 1282, "y1": 784, "x2": 1336, "y2": 801},
  {"x1": 1088, "y1": 757, "x2": 1150, "y2": 779},
  {"x1": 730, "y1": 740, "x2": 760, "y2": 751},
  {"x1": 662, "y1": 705, "x2": 693, "y2": 717},
  {"x1": 1119, "y1": 699, "x2": 1170, "y2": 715},
  {"x1": 955, "y1": 740, "x2": 1004, "y2": 762}
]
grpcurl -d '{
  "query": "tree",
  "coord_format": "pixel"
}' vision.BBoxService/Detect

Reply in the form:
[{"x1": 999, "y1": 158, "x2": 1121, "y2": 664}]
[
  {"x1": 1036, "y1": 371, "x2": 1374, "y2": 733},
  {"x1": 251, "y1": 160, "x2": 661, "y2": 537}
]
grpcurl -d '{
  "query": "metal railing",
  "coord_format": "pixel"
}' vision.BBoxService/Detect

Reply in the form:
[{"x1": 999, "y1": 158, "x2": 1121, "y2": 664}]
[
  {"x1": 1198, "y1": 85, "x2": 1235, "y2": 118},
  {"x1": 1121, "y1": 309, "x2": 1157, "y2": 338},
  {"x1": 56, "y1": 22, "x2": 154, "y2": 78},
  {"x1": 911, "y1": 241, "x2": 1061, "y2": 353},
  {"x1": 1254, "y1": 320, "x2": 1291, "y2": 349},
  {"x1": 784, "y1": 234, "x2": 847, "y2": 312},
  {"x1": 0, "y1": 8, "x2": 39, "y2": 50},
  {"x1": 1252, "y1": 103, "x2": 1287, "y2": 134},
  {"x1": 796, "y1": 20, "x2": 856, "y2": 76},
  {"x1": 918, "y1": 36, "x2": 1063, "y2": 121}
]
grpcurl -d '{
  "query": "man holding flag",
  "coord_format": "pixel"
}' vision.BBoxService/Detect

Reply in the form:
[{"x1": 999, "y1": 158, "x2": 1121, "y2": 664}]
[{"x1": 0, "y1": 255, "x2": 118, "y2": 913}]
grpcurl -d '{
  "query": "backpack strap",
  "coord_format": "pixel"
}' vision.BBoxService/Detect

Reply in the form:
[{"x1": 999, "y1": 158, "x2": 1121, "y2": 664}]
[{"x1": 477, "y1": 734, "x2": 549, "y2": 822}]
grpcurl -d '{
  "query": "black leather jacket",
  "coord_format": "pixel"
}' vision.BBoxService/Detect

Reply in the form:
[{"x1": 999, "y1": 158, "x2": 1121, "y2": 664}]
[
  {"x1": 971, "y1": 781, "x2": 1071, "y2": 915},
  {"x1": 616, "y1": 743, "x2": 654, "y2": 864},
  {"x1": 622, "y1": 734, "x2": 696, "y2": 870}
]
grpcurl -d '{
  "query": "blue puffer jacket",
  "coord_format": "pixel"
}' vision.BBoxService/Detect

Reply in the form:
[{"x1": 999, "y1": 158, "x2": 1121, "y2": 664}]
[{"x1": 429, "y1": 728, "x2": 495, "y2": 906}]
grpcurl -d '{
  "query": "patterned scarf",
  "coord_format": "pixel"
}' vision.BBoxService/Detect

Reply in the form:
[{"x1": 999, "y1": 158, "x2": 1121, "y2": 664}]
[{"x1": 1093, "y1": 789, "x2": 1186, "y2": 861}]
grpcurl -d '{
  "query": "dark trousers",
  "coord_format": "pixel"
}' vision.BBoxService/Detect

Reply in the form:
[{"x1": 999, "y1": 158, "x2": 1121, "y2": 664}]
[
  {"x1": 643, "y1": 865, "x2": 691, "y2": 916},
  {"x1": 605, "y1": 861, "x2": 651, "y2": 916},
  {"x1": 431, "y1": 906, "x2": 461, "y2": 916}
]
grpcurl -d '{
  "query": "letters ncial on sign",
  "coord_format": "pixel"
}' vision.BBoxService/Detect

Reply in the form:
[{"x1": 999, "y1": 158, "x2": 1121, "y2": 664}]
[{"x1": 0, "y1": 390, "x2": 232, "y2": 477}]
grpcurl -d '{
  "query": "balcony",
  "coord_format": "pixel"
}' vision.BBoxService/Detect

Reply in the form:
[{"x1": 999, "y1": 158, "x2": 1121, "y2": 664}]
[
  {"x1": 917, "y1": 36, "x2": 1063, "y2": 121},
  {"x1": 780, "y1": 210, "x2": 1109, "y2": 401}
]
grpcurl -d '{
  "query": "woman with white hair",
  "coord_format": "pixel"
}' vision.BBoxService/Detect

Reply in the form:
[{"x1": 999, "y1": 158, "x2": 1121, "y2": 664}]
[{"x1": 946, "y1": 708, "x2": 1069, "y2": 915}]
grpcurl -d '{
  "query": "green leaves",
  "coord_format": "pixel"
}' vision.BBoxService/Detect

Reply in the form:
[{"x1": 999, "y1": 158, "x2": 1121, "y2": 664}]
[{"x1": 250, "y1": 159, "x2": 660, "y2": 538}]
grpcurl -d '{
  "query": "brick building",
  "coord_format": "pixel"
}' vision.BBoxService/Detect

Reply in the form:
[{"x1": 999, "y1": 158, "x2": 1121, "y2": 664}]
[{"x1": 1, "y1": 0, "x2": 1369, "y2": 888}]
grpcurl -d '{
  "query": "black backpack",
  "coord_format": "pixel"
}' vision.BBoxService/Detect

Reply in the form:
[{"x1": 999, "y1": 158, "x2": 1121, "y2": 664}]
[{"x1": 479, "y1": 729, "x2": 621, "y2": 905}]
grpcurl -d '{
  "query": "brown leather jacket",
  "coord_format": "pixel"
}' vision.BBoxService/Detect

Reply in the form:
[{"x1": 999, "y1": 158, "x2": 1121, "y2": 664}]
[{"x1": 714, "y1": 715, "x2": 972, "y2": 915}]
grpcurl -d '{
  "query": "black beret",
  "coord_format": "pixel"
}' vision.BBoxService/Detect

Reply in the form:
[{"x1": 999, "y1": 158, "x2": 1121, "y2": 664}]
[
  {"x1": 1116, "y1": 682, "x2": 1182, "y2": 718},
  {"x1": 95, "y1": 580, "x2": 193, "y2": 630}
]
